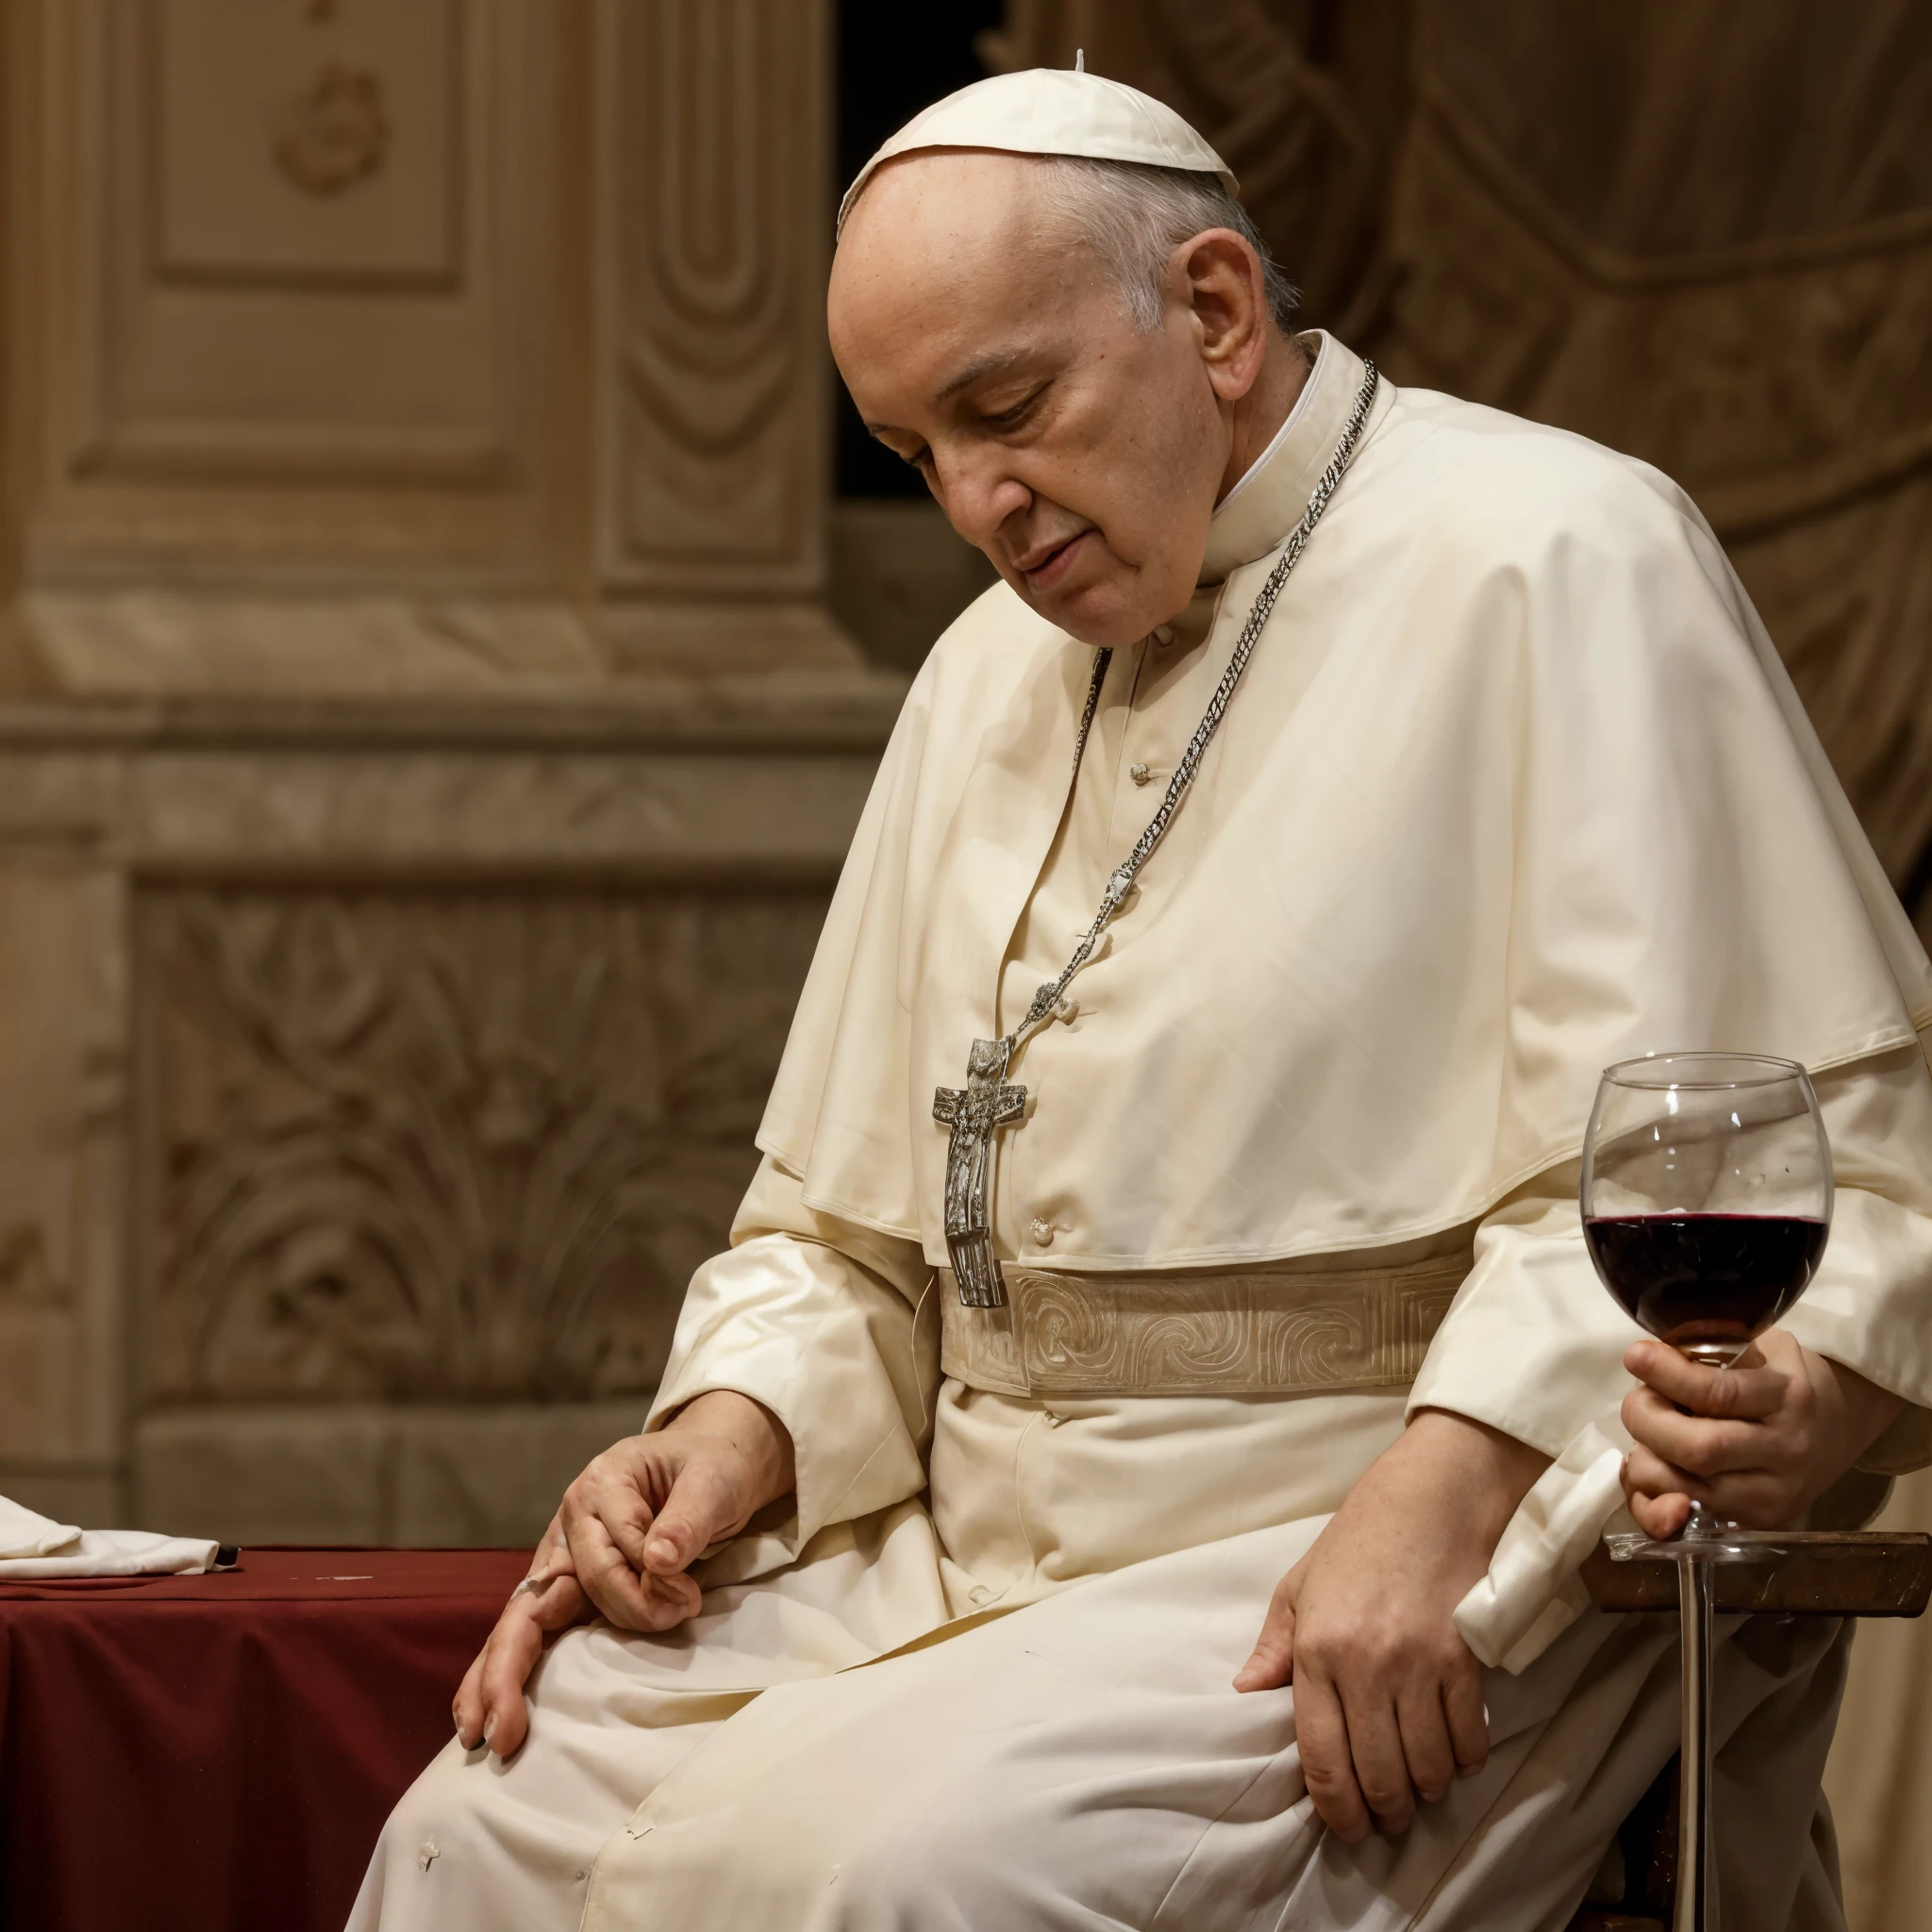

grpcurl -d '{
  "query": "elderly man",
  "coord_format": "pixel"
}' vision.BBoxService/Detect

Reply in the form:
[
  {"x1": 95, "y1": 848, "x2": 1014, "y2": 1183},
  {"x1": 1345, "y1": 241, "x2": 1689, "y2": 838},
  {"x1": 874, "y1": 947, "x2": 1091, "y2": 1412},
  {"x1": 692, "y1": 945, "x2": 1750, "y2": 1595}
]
[{"x1": 351, "y1": 68, "x2": 1932, "y2": 1932}]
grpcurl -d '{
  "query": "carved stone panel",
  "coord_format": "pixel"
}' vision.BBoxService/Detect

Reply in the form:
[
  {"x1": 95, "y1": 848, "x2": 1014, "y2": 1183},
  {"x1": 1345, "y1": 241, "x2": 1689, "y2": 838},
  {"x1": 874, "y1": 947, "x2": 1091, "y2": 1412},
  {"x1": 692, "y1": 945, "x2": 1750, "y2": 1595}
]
[
  {"x1": 138, "y1": 884, "x2": 827, "y2": 1405},
  {"x1": 0, "y1": 865, "x2": 128, "y2": 1484},
  {"x1": 19, "y1": 0, "x2": 568, "y2": 581},
  {"x1": 601, "y1": 0, "x2": 832, "y2": 599},
  {"x1": 155, "y1": 0, "x2": 458, "y2": 288}
]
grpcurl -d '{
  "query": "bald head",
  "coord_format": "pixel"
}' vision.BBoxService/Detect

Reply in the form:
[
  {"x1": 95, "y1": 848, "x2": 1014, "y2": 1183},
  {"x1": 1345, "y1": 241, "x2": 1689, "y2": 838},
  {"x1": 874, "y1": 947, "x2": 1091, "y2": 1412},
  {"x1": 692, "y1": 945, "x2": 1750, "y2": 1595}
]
[{"x1": 829, "y1": 152, "x2": 1305, "y2": 648}]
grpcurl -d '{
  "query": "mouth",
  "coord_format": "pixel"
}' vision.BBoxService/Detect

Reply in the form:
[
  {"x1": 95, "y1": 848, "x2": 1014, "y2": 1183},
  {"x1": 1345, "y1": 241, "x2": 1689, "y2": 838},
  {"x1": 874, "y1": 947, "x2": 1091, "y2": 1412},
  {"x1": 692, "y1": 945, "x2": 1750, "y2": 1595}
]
[{"x1": 1015, "y1": 529, "x2": 1095, "y2": 593}]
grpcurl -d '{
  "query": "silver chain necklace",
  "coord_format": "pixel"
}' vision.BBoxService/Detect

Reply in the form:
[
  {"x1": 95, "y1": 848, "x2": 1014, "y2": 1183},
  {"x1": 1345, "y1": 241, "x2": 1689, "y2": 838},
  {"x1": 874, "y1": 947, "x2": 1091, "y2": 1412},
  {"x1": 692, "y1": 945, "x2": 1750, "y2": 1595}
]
[{"x1": 933, "y1": 361, "x2": 1381, "y2": 1306}]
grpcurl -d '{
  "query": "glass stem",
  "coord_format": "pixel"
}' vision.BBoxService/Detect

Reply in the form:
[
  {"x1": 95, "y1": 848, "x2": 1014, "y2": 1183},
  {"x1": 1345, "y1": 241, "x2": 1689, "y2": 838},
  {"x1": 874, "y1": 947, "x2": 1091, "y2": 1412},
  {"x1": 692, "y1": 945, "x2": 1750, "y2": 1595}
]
[{"x1": 1674, "y1": 1554, "x2": 1717, "y2": 1932}]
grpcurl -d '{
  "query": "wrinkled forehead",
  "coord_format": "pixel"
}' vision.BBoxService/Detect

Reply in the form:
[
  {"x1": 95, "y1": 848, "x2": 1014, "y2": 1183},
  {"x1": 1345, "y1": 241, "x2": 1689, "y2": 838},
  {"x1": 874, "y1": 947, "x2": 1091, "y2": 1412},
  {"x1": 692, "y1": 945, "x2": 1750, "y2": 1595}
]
[
  {"x1": 829, "y1": 152, "x2": 1097, "y2": 358},
  {"x1": 838, "y1": 150, "x2": 1073, "y2": 273}
]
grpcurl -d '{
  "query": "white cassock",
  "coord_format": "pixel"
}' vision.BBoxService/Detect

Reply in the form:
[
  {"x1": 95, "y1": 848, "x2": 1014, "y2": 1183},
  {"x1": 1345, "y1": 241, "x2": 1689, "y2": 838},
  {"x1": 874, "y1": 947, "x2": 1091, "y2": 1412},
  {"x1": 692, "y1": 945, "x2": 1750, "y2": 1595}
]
[{"x1": 349, "y1": 334, "x2": 1932, "y2": 1932}]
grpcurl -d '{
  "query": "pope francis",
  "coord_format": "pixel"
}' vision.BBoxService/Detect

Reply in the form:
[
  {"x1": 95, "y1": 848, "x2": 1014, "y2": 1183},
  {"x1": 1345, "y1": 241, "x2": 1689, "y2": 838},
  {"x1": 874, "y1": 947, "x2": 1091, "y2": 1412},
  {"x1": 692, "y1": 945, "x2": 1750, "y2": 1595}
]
[{"x1": 350, "y1": 67, "x2": 1932, "y2": 1932}]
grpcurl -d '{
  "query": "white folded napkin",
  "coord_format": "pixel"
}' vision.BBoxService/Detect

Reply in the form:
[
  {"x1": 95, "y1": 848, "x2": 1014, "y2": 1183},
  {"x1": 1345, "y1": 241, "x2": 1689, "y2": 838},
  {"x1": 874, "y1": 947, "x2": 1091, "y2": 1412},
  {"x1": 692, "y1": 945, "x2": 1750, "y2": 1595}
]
[
  {"x1": 0, "y1": 1493, "x2": 224, "y2": 1579},
  {"x1": 1454, "y1": 1414, "x2": 1635, "y2": 1674}
]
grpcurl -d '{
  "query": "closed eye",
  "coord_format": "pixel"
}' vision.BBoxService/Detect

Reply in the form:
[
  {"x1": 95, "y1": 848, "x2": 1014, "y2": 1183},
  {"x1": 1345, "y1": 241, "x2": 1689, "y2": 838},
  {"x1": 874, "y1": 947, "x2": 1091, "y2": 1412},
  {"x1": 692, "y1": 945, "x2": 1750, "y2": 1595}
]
[{"x1": 983, "y1": 385, "x2": 1047, "y2": 429}]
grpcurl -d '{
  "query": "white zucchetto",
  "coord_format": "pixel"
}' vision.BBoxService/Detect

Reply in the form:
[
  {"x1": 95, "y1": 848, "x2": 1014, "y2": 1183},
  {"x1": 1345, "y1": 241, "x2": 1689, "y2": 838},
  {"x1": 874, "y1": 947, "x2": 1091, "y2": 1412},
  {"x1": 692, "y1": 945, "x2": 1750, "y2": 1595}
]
[{"x1": 838, "y1": 65, "x2": 1239, "y2": 232}]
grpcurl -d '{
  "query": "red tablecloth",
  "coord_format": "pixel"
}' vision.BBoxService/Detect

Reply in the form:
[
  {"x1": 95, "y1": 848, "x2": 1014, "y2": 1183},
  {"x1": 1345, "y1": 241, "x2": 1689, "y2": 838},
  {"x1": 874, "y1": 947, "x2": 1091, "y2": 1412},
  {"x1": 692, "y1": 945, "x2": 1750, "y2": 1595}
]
[{"x1": 0, "y1": 1546, "x2": 529, "y2": 1932}]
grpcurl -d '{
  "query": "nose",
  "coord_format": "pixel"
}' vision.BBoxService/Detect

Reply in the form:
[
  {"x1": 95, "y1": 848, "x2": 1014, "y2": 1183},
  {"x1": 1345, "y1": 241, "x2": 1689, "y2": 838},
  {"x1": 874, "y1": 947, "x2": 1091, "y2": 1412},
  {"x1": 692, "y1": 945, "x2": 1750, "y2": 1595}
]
[{"x1": 930, "y1": 444, "x2": 1031, "y2": 553}]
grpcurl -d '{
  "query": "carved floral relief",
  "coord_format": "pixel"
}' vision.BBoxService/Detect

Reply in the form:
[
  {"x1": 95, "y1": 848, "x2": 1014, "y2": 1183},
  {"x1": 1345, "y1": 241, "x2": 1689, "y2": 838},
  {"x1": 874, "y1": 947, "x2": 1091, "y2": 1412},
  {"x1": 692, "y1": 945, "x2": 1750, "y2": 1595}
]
[
  {"x1": 271, "y1": 62, "x2": 391, "y2": 196},
  {"x1": 142, "y1": 887, "x2": 826, "y2": 1405}
]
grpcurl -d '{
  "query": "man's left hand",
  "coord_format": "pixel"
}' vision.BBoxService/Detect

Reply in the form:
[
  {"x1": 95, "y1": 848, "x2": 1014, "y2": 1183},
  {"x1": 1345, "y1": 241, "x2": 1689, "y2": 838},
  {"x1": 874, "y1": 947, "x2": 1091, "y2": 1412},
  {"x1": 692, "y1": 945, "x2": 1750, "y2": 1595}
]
[
  {"x1": 1235, "y1": 1410, "x2": 1547, "y2": 1844},
  {"x1": 1620, "y1": 1328, "x2": 1904, "y2": 1539}
]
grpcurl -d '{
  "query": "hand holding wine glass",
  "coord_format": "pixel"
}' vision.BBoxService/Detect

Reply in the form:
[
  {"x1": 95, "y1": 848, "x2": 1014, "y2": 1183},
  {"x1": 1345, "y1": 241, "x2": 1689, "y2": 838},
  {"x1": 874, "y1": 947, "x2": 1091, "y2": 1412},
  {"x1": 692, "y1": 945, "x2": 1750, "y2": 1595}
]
[
  {"x1": 1583, "y1": 1057, "x2": 1907, "y2": 1541},
  {"x1": 1580, "y1": 1054, "x2": 1915, "y2": 1932},
  {"x1": 1581, "y1": 1054, "x2": 1832, "y2": 1542}
]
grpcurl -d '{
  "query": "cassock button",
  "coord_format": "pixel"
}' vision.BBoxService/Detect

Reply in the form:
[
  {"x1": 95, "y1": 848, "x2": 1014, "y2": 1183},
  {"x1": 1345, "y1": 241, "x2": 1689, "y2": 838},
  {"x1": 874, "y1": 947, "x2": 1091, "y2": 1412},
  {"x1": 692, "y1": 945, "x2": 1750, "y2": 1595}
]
[{"x1": 1029, "y1": 1218, "x2": 1055, "y2": 1246}]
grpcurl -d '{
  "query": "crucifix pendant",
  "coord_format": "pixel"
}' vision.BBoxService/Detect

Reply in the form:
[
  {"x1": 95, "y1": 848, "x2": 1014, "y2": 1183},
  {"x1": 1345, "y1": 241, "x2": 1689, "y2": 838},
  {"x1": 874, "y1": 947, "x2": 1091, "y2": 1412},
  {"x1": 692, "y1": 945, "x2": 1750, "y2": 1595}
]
[{"x1": 932, "y1": 1036, "x2": 1026, "y2": 1307}]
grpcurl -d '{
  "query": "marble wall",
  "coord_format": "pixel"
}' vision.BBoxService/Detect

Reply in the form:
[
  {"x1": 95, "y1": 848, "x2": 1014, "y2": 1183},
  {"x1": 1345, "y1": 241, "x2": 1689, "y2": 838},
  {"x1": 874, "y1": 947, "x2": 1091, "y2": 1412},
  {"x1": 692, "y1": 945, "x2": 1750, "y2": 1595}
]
[{"x1": 0, "y1": 0, "x2": 909, "y2": 1542}]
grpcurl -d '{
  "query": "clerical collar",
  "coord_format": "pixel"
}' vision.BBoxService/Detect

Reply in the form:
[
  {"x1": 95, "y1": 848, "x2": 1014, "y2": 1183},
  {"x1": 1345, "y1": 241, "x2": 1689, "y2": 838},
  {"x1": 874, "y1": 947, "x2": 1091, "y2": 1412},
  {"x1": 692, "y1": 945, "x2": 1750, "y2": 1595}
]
[{"x1": 1198, "y1": 330, "x2": 1352, "y2": 588}]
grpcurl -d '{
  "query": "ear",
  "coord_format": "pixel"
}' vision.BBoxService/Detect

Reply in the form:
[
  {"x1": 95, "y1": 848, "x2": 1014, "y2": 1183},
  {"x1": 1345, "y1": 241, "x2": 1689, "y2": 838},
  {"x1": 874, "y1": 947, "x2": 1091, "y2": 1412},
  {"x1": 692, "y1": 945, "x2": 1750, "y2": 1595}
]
[{"x1": 1169, "y1": 230, "x2": 1272, "y2": 405}]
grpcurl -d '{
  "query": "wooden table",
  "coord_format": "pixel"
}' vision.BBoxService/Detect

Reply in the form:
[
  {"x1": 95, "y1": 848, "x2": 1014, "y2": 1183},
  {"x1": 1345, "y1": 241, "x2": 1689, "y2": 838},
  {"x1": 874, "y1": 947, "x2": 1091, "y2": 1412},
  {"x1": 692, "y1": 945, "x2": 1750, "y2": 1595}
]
[{"x1": 1568, "y1": 1530, "x2": 1932, "y2": 1931}]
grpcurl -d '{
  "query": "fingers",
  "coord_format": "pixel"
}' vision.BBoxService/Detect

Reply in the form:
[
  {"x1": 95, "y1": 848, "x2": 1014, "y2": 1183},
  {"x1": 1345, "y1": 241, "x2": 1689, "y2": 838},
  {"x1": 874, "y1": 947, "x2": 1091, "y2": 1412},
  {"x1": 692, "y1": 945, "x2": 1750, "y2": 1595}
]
[
  {"x1": 1394, "y1": 1676, "x2": 1458, "y2": 1805},
  {"x1": 455, "y1": 1424, "x2": 772, "y2": 1761},
  {"x1": 1276, "y1": 1583, "x2": 1480, "y2": 1834},
  {"x1": 452, "y1": 1646, "x2": 491, "y2": 1751},
  {"x1": 1624, "y1": 1341, "x2": 1787, "y2": 1420},
  {"x1": 1440, "y1": 1662, "x2": 1490, "y2": 1780},
  {"x1": 1234, "y1": 1572, "x2": 1298, "y2": 1692},
  {"x1": 1291, "y1": 1665, "x2": 1373, "y2": 1845},
  {"x1": 1621, "y1": 1385, "x2": 1770, "y2": 1478},
  {"x1": 558, "y1": 1435, "x2": 758, "y2": 1632},
  {"x1": 452, "y1": 1569, "x2": 591, "y2": 1758},
  {"x1": 559, "y1": 1441, "x2": 701, "y2": 1631},
  {"x1": 526, "y1": 1512, "x2": 575, "y2": 1585},
  {"x1": 1619, "y1": 1341, "x2": 1804, "y2": 1521},
  {"x1": 1371, "y1": 1647, "x2": 1485, "y2": 1823},
  {"x1": 1624, "y1": 1441, "x2": 1707, "y2": 1501},
  {"x1": 468, "y1": 1605, "x2": 547, "y2": 1757},
  {"x1": 1627, "y1": 1488, "x2": 1694, "y2": 1540},
  {"x1": 1623, "y1": 1367, "x2": 1818, "y2": 1493},
  {"x1": 641, "y1": 1457, "x2": 746, "y2": 1575},
  {"x1": 1623, "y1": 1442, "x2": 1799, "y2": 1532},
  {"x1": 1338, "y1": 1678, "x2": 1415, "y2": 1834},
  {"x1": 561, "y1": 1443, "x2": 663, "y2": 1579},
  {"x1": 566, "y1": 1509, "x2": 702, "y2": 1631},
  {"x1": 453, "y1": 1522, "x2": 568, "y2": 1750}
]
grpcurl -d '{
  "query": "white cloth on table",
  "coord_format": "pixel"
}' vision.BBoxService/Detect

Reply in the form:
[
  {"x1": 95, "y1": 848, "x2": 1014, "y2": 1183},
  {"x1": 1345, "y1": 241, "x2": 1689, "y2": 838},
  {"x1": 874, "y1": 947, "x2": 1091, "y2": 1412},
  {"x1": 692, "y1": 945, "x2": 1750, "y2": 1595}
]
[{"x1": 0, "y1": 1492, "x2": 222, "y2": 1578}]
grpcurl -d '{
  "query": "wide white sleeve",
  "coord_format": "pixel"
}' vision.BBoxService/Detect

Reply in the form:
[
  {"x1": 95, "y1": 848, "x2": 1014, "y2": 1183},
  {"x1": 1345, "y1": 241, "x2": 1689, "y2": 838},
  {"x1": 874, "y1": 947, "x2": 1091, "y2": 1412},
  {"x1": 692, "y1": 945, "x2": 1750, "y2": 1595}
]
[
  {"x1": 1415, "y1": 1044, "x2": 1932, "y2": 1671},
  {"x1": 643, "y1": 1156, "x2": 940, "y2": 1557},
  {"x1": 1411, "y1": 1043, "x2": 1932, "y2": 1462},
  {"x1": 1404, "y1": 1158, "x2": 1622, "y2": 1459},
  {"x1": 1777, "y1": 1044, "x2": 1932, "y2": 1475}
]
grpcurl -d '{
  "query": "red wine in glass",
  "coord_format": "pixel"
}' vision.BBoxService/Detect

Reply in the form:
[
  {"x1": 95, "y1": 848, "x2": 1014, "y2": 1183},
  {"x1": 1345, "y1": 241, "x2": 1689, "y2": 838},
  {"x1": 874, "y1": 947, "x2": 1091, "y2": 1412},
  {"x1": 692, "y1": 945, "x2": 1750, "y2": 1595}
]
[
  {"x1": 1583, "y1": 1212, "x2": 1827, "y2": 1365},
  {"x1": 1581, "y1": 1054, "x2": 1832, "y2": 1372}
]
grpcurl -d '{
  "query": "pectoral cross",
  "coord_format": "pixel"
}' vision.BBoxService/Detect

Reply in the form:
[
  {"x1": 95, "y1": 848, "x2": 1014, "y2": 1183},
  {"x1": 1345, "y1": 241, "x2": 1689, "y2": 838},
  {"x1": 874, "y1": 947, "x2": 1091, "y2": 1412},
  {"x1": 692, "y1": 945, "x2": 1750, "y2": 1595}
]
[{"x1": 933, "y1": 1037, "x2": 1026, "y2": 1307}]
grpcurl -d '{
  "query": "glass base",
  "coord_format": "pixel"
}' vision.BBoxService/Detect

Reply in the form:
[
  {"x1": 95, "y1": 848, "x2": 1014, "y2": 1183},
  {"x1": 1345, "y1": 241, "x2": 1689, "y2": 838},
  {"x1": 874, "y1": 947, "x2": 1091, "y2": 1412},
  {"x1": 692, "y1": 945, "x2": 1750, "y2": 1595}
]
[{"x1": 1605, "y1": 1524, "x2": 1819, "y2": 1566}]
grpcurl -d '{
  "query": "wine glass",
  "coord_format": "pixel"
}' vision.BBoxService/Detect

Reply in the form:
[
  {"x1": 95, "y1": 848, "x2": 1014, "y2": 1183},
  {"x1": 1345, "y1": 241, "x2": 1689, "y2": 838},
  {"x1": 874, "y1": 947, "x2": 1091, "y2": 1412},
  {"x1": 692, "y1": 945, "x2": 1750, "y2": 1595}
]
[
  {"x1": 1582, "y1": 1052, "x2": 1831, "y2": 1418},
  {"x1": 1579, "y1": 1051, "x2": 1832, "y2": 1932}
]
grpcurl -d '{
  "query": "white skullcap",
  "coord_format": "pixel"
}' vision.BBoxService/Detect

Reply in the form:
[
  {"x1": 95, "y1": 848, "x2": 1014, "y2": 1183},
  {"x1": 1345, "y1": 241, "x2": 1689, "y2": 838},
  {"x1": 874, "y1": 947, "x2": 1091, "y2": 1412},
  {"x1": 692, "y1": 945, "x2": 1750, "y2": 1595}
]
[{"x1": 838, "y1": 64, "x2": 1239, "y2": 233}]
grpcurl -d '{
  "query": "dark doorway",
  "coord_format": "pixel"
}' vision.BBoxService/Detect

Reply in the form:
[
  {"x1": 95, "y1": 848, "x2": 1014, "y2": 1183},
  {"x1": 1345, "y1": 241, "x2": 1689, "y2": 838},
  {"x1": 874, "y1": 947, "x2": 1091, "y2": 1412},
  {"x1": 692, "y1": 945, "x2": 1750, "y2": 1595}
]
[{"x1": 835, "y1": 1, "x2": 1004, "y2": 496}]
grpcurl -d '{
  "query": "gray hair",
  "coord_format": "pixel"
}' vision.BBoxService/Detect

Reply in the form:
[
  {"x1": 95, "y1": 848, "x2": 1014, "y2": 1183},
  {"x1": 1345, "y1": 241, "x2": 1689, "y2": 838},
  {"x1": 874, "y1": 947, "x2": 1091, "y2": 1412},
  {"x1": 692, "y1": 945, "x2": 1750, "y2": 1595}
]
[{"x1": 1035, "y1": 156, "x2": 1300, "y2": 335}]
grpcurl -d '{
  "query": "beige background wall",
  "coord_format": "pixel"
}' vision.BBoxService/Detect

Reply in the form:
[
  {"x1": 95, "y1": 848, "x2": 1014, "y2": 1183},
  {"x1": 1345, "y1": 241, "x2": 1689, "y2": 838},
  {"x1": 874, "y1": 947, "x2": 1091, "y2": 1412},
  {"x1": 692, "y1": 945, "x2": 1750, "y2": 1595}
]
[{"x1": 0, "y1": 0, "x2": 924, "y2": 1541}]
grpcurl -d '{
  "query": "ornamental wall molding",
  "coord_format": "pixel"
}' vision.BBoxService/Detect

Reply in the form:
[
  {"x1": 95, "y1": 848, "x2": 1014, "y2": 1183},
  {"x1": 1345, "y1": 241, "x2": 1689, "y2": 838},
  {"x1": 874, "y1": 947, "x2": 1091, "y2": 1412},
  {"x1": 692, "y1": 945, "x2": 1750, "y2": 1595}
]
[{"x1": 270, "y1": 61, "x2": 391, "y2": 197}]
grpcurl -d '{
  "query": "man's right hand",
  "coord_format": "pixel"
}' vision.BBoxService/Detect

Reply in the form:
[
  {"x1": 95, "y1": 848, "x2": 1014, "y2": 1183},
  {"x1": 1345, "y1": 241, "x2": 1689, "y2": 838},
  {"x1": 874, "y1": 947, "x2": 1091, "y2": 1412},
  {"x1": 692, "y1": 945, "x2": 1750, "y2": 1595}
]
[{"x1": 453, "y1": 1391, "x2": 795, "y2": 1757}]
